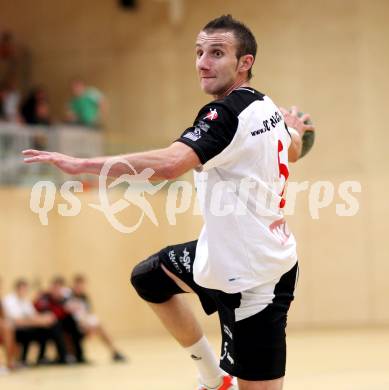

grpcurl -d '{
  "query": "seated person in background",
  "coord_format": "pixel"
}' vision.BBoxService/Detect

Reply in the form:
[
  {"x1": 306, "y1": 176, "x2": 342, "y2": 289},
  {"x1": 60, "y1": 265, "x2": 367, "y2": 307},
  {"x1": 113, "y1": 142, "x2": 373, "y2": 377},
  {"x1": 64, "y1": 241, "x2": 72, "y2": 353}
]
[
  {"x1": 20, "y1": 86, "x2": 51, "y2": 150},
  {"x1": 2, "y1": 279, "x2": 67, "y2": 365},
  {"x1": 0, "y1": 31, "x2": 18, "y2": 86},
  {"x1": 0, "y1": 86, "x2": 6, "y2": 120},
  {"x1": 0, "y1": 31, "x2": 17, "y2": 58},
  {"x1": 0, "y1": 78, "x2": 21, "y2": 123},
  {"x1": 66, "y1": 274, "x2": 126, "y2": 362},
  {"x1": 66, "y1": 78, "x2": 106, "y2": 128},
  {"x1": 0, "y1": 278, "x2": 17, "y2": 374},
  {"x1": 20, "y1": 86, "x2": 51, "y2": 125},
  {"x1": 35, "y1": 276, "x2": 86, "y2": 363}
]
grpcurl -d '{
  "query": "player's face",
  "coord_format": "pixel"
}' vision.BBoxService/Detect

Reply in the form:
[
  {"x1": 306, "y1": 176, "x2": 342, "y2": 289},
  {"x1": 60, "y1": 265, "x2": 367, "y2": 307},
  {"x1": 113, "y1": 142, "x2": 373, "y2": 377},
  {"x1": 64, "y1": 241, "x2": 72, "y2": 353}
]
[
  {"x1": 17, "y1": 283, "x2": 28, "y2": 297},
  {"x1": 196, "y1": 31, "x2": 241, "y2": 97}
]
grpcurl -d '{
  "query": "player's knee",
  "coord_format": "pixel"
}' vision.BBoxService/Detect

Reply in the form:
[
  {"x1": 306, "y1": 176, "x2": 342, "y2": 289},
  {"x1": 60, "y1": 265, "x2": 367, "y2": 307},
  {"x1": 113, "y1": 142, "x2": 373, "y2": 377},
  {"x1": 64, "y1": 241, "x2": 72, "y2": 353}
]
[{"x1": 131, "y1": 254, "x2": 182, "y2": 304}]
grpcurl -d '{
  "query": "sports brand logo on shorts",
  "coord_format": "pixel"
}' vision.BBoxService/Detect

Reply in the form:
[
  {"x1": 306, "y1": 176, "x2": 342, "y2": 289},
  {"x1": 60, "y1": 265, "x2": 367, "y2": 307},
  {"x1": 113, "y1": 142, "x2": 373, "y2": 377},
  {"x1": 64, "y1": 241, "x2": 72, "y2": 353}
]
[
  {"x1": 203, "y1": 108, "x2": 218, "y2": 121},
  {"x1": 223, "y1": 325, "x2": 233, "y2": 340},
  {"x1": 221, "y1": 341, "x2": 234, "y2": 365},
  {"x1": 168, "y1": 250, "x2": 182, "y2": 274},
  {"x1": 179, "y1": 248, "x2": 191, "y2": 273}
]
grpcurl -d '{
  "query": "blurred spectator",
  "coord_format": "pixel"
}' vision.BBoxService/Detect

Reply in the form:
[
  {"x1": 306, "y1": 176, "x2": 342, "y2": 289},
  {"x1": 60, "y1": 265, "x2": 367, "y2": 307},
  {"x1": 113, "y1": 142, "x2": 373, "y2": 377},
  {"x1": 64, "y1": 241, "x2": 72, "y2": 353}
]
[
  {"x1": 0, "y1": 31, "x2": 18, "y2": 86},
  {"x1": 21, "y1": 86, "x2": 51, "y2": 125},
  {"x1": 0, "y1": 278, "x2": 16, "y2": 374},
  {"x1": 0, "y1": 31, "x2": 17, "y2": 59},
  {"x1": 20, "y1": 86, "x2": 51, "y2": 149},
  {"x1": 2, "y1": 278, "x2": 67, "y2": 365},
  {"x1": 66, "y1": 79, "x2": 106, "y2": 128},
  {"x1": 0, "y1": 83, "x2": 5, "y2": 120},
  {"x1": 35, "y1": 276, "x2": 86, "y2": 363},
  {"x1": 66, "y1": 274, "x2": 126, "y2": 362},
  {"x1": 0, "y1": 30, "x2": 30, "y2": 93},
  {"x1": 0, "y1": 77, "x2": 21, "y2": 123}
]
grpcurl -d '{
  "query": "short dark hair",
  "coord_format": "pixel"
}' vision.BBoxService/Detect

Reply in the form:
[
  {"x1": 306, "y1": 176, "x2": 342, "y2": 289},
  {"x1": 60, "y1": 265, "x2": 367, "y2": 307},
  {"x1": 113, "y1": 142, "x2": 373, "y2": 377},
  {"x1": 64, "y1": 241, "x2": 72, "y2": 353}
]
[
  {"x1": 73, "y1": 274, "x2": 86, "y2": 284},
  {"x1": 51, "y1": 276, "x2": 66, "y2": 286},
  {"x1": 203, "y1": 15, "x2": 257, "y2": 80}
]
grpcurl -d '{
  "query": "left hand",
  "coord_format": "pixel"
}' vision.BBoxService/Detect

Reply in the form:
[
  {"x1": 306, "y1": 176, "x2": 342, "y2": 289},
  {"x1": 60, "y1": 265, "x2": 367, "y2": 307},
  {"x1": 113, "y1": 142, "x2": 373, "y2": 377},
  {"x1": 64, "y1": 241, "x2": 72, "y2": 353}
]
[
  {"x1": 22, "y1": 149, "x2": 85, "y2": 175},
  {"x1": 279, "y1": 105, "x2": 315, "y2": 137}
]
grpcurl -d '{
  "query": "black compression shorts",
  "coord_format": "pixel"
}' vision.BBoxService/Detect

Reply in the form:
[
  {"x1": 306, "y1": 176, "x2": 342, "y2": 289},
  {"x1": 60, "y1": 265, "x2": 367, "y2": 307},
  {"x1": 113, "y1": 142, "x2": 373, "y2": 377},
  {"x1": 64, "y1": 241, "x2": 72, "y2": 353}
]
[{"x1": 132, "y1": 240, "x2": 298, "y2": 381}]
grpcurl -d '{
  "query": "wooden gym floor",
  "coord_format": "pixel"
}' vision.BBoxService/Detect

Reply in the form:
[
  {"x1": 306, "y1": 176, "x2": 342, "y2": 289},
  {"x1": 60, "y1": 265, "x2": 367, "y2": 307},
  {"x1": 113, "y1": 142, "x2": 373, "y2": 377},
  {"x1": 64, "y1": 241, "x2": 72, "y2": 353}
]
[{"x1": 1, "y1": 327, "x2": 388, "y2": 390}]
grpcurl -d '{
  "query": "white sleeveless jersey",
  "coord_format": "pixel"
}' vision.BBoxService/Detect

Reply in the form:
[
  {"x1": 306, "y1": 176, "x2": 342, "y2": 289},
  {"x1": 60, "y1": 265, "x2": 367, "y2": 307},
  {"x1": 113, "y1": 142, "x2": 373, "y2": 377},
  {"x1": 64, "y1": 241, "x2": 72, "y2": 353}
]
[{"x1": 177, "y1": 88, "x2": 297, "y2": 293}]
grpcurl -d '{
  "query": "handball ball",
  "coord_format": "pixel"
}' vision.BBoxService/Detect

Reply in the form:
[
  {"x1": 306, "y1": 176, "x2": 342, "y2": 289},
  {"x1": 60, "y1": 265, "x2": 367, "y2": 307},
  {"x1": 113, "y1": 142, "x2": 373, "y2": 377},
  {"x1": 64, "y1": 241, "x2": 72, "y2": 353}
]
[{"x1": 297, "y1": 111, "x2": 315, "y2": 158}]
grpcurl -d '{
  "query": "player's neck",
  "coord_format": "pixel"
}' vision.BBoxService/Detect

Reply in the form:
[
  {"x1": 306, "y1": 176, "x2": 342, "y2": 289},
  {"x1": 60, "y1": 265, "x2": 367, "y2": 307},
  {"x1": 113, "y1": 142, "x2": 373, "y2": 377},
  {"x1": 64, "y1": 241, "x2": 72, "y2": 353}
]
[{"x1": 214, "y1": 78, "x2": 250, "y2": 100}]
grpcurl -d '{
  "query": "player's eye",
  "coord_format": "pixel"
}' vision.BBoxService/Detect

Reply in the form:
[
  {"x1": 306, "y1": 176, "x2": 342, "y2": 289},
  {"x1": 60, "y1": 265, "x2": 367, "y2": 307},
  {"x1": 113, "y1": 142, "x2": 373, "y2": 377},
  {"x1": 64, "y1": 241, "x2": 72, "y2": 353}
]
[
  {"x1": 196, "y1": 50, "x2": 203, "y2": 58},
  {"x1": 214, "y1": 50, "x2": 223, "y2": 57}
]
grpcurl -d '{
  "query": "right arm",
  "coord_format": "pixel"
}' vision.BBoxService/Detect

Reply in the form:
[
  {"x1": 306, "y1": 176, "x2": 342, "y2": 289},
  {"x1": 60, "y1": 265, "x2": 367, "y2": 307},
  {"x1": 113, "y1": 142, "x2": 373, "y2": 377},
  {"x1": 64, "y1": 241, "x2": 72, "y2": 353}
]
[{"x1": 22, "y1": 141, "x2": 201, "y2": 181}]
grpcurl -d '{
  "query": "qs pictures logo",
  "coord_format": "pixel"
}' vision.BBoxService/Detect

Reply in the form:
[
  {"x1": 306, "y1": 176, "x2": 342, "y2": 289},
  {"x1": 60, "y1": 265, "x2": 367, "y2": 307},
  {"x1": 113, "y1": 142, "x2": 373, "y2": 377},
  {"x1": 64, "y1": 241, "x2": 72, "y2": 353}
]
[{"x1": 29, "y1": 159, "x2": 362, "y2": 233}]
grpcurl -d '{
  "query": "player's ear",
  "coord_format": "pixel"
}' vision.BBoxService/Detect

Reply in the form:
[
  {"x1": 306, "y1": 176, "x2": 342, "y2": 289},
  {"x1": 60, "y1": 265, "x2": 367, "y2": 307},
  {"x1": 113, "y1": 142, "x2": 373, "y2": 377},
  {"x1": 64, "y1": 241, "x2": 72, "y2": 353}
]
[{"x1": 238, "y1": 54, "x2": 254, "y2": 74}]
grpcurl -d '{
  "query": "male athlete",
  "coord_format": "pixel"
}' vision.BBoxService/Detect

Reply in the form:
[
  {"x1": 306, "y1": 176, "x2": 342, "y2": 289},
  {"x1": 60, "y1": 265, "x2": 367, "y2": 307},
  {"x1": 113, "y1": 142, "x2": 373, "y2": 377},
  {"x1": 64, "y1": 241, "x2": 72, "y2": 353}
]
[{"x1": 23, "y1": 15, "x2": 314, "y2": 390}]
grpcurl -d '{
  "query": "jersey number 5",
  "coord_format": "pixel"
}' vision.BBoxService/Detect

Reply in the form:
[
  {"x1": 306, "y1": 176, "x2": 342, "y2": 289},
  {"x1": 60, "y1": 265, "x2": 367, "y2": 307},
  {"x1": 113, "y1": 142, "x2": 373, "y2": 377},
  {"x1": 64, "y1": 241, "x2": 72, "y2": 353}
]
[{"x1": 277, "y1": 140, "x2": 289, "y2": 208}]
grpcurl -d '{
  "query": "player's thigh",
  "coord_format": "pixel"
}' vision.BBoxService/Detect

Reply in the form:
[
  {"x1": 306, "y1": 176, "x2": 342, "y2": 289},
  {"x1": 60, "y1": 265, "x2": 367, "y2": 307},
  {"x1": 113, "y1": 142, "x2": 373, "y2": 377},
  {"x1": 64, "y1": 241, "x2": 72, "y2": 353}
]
[
  {"x1": 237, "y1": 377, "x2": 284, "y2": 390},
  {"x1": 218, "y1": 264, "x2": 299, "y2": 381},
  {"x1": 159, "y1": 240, "x2": 218, "y2": 315},
  {"x1": 131, "y1": 251, "x2": 185, "y2": 304},
  {"x1": 161, "y1": 263, "x2": 193, "y2": 293},
  {"x1": 131, "y1": 240, "x2": 218, "y2": 315},
  {"x1": 131, "y1": 240, "x2": 198, "y2": 304}
]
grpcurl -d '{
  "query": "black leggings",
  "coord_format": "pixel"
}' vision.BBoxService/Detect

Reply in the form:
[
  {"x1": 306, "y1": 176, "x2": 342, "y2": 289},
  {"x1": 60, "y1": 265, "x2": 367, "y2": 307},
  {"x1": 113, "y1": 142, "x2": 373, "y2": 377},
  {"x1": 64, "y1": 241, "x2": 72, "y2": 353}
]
[
  {"x1": 15, "y1": 322, "x2": 67, "y2": 363},
  {"x1": 59, "y1": 315, "x2": 85, "y2": 362}
]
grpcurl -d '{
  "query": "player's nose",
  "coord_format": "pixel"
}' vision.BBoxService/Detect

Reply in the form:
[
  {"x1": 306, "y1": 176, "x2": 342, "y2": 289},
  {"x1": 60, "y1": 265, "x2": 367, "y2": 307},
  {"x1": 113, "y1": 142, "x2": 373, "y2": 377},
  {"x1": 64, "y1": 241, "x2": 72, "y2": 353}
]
[{"x1": 197, "y1": 54, "x2": 211, "y2": 71}]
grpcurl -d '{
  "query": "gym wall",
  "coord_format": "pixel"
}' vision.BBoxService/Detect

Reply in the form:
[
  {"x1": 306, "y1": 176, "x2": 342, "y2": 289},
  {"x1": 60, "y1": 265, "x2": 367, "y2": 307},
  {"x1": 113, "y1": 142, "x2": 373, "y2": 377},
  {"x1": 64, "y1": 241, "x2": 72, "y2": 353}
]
[{"x1": 0, "y1": 0, "x2": 388, "y2": 335}]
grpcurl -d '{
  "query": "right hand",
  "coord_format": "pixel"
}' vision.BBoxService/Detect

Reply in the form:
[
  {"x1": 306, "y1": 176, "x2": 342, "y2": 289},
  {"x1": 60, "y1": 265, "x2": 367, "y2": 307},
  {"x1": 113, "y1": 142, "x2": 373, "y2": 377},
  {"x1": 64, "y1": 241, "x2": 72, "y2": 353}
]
[{"x1": 22, "y1": 150, "x2": 85, "y2": 175}]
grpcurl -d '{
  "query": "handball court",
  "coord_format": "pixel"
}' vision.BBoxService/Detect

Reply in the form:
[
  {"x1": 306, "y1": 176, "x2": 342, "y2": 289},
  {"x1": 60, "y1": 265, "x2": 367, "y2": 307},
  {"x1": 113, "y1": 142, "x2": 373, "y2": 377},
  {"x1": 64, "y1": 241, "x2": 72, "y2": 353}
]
[
  {"x1": 1, "y1": 328, "x2": 388, "y2": 390},
  {"x1": 1, "y1": 1, "x2": 389, "y2": 390}
]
